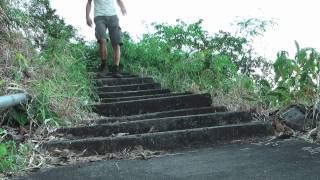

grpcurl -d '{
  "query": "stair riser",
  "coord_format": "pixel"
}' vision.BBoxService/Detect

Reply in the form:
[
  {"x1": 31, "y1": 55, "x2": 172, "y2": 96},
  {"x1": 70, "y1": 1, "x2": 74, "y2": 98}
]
[
  {"x1": 44, "y1": 123, "x2": 273, "y2": 155},
  {"x1": 97, "y1": 106, "x2": 228, "y2": 124},
  {"x1": 101, "y1": 92, "x2": 192, "y2": 103},
  {"x1": 98, "y1": 89, "x2": 171, "y2": 98},
  {"x1": 93, "y1": 94, "x2": 212, "y2": 117},
  {"x1": 97, "y1": 83, "x2": 161, "y2": 92},
  {"x1": 96, "y1": 78, "x2": 154, "y2": 86},
  {"x1": 57, "y1": 112, "x2": 252, "y2": 137},
  {"x1": 95, "y1": 75, "x2": 138, "y2": 79},
  {"x1": 88, "y1": 72, "x2": 131, "y2": 77}
]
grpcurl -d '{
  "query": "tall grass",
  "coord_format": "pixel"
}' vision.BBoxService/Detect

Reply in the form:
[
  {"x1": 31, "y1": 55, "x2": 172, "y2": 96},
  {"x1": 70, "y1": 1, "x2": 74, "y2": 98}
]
[
  {"x1": 0, "y1": 0, "x2": 98, "y2": 174},
  {"x1": 28, "y1": 39, "x2": 96, "y2": 125}
]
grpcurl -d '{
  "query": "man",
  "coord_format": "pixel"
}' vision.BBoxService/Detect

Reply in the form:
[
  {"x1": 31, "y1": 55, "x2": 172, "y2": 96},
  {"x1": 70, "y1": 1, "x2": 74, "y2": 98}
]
[{"x1": 86, "y1": 0, "x2": 127, "y2": 78}]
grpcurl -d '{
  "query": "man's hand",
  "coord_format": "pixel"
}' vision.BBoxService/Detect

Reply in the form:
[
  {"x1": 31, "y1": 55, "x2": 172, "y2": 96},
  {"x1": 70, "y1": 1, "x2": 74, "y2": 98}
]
[
  {"x1": 86, "y1": 0, "x2": 93, "y2": 27},
  {"x1": 120, "y1": 7, "x2": 127, "y2": 16},
  {"x1": 87, "y1": 17, "x2": 93, "y2": 27}
]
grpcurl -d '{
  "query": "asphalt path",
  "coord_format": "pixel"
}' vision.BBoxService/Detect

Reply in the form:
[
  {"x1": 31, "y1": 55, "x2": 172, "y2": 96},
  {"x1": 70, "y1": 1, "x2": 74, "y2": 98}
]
[{"x1": 15, "y1": 139, "x2": 320, "y2": 180}]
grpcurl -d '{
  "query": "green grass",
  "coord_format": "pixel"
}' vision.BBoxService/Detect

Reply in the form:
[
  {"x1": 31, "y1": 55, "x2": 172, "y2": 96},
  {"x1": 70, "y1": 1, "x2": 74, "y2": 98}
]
[
  {"x1": 28, "y1": 41, "x2": 97, "y2": 125},
  {"x1": 0, "y1": 141, "x2": 29, "y2": 173},
  {"x1": 0, "y1": 0, "x2": 101, "y2": 175}
]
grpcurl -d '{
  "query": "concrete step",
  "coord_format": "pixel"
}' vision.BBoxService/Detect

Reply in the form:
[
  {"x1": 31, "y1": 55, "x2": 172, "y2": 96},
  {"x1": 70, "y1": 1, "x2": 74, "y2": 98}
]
[
  {"x1": 95, "y1": 74, "x2": 138, "y2": 79},
  {"x1": 97, "y1": 106, "x2": 228, "y2": 124},
  {"x1": 56, "y1": 111, "x2": 252, "y2": 138},
  {"x1": 93, "y1": 93, "x2": 212, "y2": 117},
  {"x1": 98, "y1": 89, "x2": 171, "y2": 98},
  {"x1": 87, "y1": 67, "x2": 98, "y2": 72},
  {"x1": 101, "y1": 92, "x2": 192, "y2": 103},
  {"x1": 97, "y1": 83, "x2": 162, "y2": 92},
  {"x1": 88, "y1": 71, "x2": 133, "y2": 77},
  {"x1": 44, "y1": 122, "x2": 273, "y2": 155},
  {"x1": 96, "y1": 77, "x2": 154, "y2": 86},
  {"x1": 88, "y1": 71, "x2": 131, "y2": 76}
]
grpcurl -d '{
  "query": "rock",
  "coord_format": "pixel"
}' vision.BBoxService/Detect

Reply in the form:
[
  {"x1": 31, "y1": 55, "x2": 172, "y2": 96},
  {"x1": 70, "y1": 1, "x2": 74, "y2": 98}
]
[
  {"x1": 277, "y1": 131, "x2": 293, "y2": 139},
  {"x1": 281, "y1": 105, "x2": 315, "y2": 131}
]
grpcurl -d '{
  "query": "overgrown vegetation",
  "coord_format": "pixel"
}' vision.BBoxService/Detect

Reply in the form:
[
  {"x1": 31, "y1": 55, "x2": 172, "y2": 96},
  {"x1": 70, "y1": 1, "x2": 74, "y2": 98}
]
[
  {"x1": 0, "y1": 0, "x2": 97, "y2": 174},
  {"x1": 121, "y1": 19, "x2": 319, "y2": 111}
]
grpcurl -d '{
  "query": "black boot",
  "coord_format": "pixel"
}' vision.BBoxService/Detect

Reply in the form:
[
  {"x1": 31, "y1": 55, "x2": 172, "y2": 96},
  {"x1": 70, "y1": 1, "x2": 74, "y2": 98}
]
[
  {"x1": 98, "y1": 61, "x2": 108, "y2": 74},
  {"x1": 112, "y1": 65, "x2": 122, "y2": 78}
]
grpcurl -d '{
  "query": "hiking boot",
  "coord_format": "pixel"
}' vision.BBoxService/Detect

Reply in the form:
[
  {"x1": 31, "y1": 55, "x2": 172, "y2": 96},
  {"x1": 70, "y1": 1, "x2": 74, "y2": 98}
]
[
  {"x1": 112, "y1": 65, "x2": 122, "y2": 78},
  {"x1": 98, "y1": 61, "x2": 109, "y2": 74}
]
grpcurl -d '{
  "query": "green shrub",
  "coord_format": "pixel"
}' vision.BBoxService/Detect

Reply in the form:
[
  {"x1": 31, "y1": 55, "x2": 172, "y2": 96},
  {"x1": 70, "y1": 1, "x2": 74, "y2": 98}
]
[{"x1": 121, "y1": 19, "x2": 319, "y2": 110}]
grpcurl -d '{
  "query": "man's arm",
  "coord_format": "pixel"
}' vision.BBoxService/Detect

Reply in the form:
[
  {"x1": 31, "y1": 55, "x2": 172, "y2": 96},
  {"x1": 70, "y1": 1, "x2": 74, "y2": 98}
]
[
  {"x1": 117, "y1": 0, "x2": 127, "y2": 16},
  {"x1": 86, "y1": 0, "x2": 93, "y2": 27}
]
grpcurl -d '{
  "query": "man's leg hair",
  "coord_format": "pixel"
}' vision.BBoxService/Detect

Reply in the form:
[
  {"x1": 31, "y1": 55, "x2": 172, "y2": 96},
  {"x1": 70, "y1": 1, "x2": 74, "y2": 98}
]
[{"x1": 98, "y1": 39, "x2": 108, "y2": 72}]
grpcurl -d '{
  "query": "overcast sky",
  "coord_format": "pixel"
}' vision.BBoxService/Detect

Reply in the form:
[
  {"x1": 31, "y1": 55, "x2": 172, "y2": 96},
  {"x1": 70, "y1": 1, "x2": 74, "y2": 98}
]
[{"x1": 50, "y1": 0, "x2": 320, "y2": 60}]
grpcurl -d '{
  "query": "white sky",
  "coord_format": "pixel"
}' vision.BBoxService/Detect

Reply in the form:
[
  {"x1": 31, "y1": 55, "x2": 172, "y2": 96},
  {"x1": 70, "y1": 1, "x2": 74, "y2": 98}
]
[{"x1": 50, "y1": 0, "x2": 320, "y2": 60}]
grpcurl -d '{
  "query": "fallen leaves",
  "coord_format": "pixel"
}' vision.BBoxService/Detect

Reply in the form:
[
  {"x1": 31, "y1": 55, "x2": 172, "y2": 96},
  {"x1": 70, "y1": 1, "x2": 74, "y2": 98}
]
[{"x1": 46, "y1": 145, "x2": 165, "y2": 167}]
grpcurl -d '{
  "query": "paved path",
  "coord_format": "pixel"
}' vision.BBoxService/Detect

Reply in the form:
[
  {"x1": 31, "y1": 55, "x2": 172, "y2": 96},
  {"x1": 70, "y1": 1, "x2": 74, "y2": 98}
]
[{"x1": 17, "y1": 139, "x2": 320, "y2": 180}]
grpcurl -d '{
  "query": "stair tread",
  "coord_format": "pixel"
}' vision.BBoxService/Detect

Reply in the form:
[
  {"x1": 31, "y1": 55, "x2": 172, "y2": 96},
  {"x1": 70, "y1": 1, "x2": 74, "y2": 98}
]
[
  {"x1": 53, "y1": 122, "x2": 271, "y2": 141},
  {"x1": 97, "y1": 83, "x2": 162, "y2": 92},
  {"x1": 56, "y1": 111, "x2": 253, "y2": 138},
  {"x1": 93, "y1": 93, "x2": 212, "y2": 116},
  {"x1": 96, "y1": 93, "x2": 211, "y2": 105},
  {"x1": 99, "y1": 82, "x2": 160, "y2": 88},
  {"x1": 96, "y1": 106, "x2": 228, "y2": 123},
  {"x1": 44, "y1": 122, "x2": 273, "y2": 155},
  {"x1": 98, "y1": 89, "x2": 171, "y2": 98},
  {"x1": 101, "y1": 92, "x2": 192, "y2": 103},
  {"x1": 96, "y1": 77, "x2": 154, "y2": 86}
]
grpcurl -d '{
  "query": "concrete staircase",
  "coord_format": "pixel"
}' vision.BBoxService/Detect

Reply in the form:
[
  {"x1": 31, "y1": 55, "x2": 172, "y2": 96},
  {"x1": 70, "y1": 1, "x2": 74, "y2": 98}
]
[{"x1": 43, "y1": 73, "x2": 274, "y2": 155}]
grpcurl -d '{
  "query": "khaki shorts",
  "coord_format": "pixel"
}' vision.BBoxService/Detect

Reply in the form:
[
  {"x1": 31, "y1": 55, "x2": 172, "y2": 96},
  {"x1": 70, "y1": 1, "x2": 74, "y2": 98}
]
[{"x1": 94, "y1": 15, "x2": 123, "y2": 45}]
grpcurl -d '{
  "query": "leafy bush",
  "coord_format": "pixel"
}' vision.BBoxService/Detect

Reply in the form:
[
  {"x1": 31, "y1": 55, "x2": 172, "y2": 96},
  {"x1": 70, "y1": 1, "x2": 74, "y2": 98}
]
[
  {"x1": 120, "y1": 20, "x2": 261, "y2": 107},
  {"x1": 271, "y1": 41, "x2": 320, "y2": 105},
  {"x1": 121, "y1": 19, "x2": 319, "y2": 110}
]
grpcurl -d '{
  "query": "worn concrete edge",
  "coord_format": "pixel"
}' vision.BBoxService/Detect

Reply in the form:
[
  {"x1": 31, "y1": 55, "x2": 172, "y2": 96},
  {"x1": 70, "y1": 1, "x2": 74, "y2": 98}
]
[
  {"x1": 96, "y1": 106, "x2": 228, "y2": 124},
  {"x1": 43, "y1": 122, "x2": 274, "y2": 154},
  {"x1": 92, "y1": 93, "x2": 212, "y2": 106},
  {"x1": 101, "y1": 92, "x2": 192, "y2": 102},
  {"x1": 56, "y1": 111, "x2": 252, "y2": 137}
]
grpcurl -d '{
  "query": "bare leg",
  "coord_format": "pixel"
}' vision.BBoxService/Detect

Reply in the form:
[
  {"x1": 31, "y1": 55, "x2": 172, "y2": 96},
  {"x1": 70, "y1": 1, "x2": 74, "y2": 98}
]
[
  {"x1": 98, "y1": 39, "x2": 108, "y2": 72},
  {"x1": 111, "y1": 44, "x2": 122, "y2": 78},
  {"x1": 112, "y1": 44, "x2": 121, "y2": 66}
]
